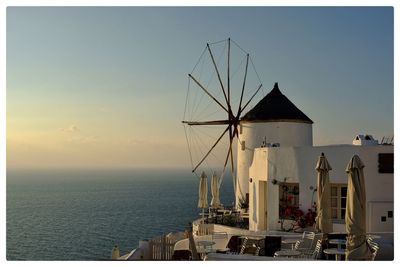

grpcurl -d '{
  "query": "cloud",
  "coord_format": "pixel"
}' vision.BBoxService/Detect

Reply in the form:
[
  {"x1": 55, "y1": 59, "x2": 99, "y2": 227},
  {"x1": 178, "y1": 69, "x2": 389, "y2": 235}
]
[
  {"x1": 126, "y1": 138, "x2": 147, "y2": 145},
  {"x1": 67, "y1": 135, "x2": 99, "y2": 145},
  {"x1": 58, "y1": 124, "x2": 80, "y2": 133}
]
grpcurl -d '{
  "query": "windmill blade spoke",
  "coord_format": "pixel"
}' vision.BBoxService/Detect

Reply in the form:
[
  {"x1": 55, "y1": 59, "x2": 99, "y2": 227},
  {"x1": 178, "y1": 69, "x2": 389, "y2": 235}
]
[
  {"x1": 238, "y1": 54, "x2": 249, "y2": 115},
  {"x1": 192, "y1": 125, "x2": 230, "y2": 173},
  {"x1": 207, "y1": 43, "x2": 229, "y2": 107},
  {"x1": 182, "y1": 120, "x2": 230, "y2": 126},
  {"x1": 184, "y1": 38, "x2": 263, "y2": 185},
  {"x1": 188, "y1": 74, "x2": 228, "y2": 113},
  {"x1": 227, "y1": 38, "x2": 231, "y2": 104},
  {"x1": 227, "y1": 124, "x2": 234, "y2": 173},
  {"x1": 240, "y1": 84, "x2": 263, "y2": 114},
  {"x1": 229, "y1": 136, "x2": 235, "y2": 174}
]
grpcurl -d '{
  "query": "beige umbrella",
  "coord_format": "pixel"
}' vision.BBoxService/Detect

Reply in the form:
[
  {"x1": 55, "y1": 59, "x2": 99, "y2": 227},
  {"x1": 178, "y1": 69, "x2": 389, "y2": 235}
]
[
  {"x1": 198, "y1": 171, "x2": 208, "y2": 220},
  {"x1": 315, "y1": 153, "x2": 333, "y2": 235},
  {"x1": 345, "y1": 155, "x2": 373, "y2": 260},
  {"x1": 210, "y1": 172, "x2": 221, "y2": 208}
]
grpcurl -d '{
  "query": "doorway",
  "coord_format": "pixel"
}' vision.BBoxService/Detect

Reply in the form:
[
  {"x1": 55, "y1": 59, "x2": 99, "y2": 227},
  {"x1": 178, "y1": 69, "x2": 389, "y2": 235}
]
[{"x1": 259, "y1": 181, "x2": 268, "y2": 230}]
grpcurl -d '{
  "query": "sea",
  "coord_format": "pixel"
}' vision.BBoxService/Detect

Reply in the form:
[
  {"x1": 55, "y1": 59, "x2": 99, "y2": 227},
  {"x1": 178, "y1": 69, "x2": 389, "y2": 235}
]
[{"x1": 6, "y1": 169, "x2": 235, "y2": 260}]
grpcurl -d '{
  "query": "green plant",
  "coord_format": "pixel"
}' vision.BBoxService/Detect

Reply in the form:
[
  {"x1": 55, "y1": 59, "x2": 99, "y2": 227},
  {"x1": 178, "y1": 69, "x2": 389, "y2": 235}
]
[{"x1": 222, "y1": 214, "x2": 236, "y2": 227}]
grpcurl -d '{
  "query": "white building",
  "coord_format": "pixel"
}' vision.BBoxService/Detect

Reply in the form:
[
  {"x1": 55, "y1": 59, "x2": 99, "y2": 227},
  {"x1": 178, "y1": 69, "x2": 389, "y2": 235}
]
[
  {"x1": 249, "y1": 144, "x2": 393, "y2": 233},
  {"x1": 236, "y1": 83, "x2": 393, "y2": 233},
  {"x1": 236, "y1": 82, "x2": 313, "y2": 205},
  {"x1": 124, "y1": 83, "x2": 394, "y2": 260}
]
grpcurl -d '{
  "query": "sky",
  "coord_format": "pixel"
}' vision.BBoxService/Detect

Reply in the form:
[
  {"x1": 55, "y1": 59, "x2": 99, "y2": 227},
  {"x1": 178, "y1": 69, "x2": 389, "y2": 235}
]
[{"x1": 6, "y1": 6, "x2": 394, "y2": 169}]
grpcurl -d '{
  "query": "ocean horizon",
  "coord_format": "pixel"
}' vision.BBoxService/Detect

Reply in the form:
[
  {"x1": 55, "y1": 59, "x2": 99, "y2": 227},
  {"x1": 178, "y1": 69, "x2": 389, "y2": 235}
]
[{"x1": 6, "y1": 168, "x2": 234, "y2": 260}]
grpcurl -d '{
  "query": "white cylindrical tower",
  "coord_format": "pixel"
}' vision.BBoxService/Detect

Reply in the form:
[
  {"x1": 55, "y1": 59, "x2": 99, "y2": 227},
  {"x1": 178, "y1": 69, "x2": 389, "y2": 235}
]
[{"x1": 235, "y1": 83, "x2": 313, "y2": 207}]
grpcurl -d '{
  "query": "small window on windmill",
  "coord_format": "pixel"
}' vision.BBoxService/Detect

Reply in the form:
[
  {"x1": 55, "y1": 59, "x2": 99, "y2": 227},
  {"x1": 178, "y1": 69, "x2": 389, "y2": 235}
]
[
  {"x1": 241, "y1": 141, "x2": 245, "y2": 151},
  {"x1": 239, "y1": 124, "x2": 243, "y2": 134}
]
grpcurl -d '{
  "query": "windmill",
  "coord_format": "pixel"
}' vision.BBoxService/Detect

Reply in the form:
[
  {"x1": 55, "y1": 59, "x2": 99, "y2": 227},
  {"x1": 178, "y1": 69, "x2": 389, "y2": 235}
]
[{"x1": 182, "y1": 38, "x2": 264, "y2": 192}]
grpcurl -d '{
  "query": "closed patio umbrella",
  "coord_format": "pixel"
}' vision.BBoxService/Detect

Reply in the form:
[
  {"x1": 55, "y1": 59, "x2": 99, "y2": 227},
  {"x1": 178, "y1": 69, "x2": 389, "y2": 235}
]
[
  {"x1": 198, "y1": 171, "x2": 208, "y2": 220},
  {"x1": 210, "y1": 172, "x2": 221, "y2": 208},
  {"x1": 315, "y1": 153, "x2": 333, "y2": 236},
  {"x1": 345, "y1": 155, "x2": 373, "y2": 260}
]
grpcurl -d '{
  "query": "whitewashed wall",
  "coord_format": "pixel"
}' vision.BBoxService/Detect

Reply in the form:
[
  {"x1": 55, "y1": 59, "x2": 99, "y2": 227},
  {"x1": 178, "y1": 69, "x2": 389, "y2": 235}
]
[
  {"x1": 236, "y1": 121, "x2": 312, "y2": 206},
  {"x1": 248, "y1": 145, "x2": 394, "y2": 232}
]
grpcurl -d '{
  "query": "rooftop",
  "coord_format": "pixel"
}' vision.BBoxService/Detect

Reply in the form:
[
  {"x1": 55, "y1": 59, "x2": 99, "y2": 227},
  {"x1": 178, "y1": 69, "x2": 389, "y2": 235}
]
[{"x1": 241, "y1": 83, "x2": 313, "y2": 124}]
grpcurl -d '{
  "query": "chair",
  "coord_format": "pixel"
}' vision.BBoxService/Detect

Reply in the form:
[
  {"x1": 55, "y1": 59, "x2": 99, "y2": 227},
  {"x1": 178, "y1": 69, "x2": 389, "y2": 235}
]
[
  {"x1": 367, "y1": 240, "x2": 379, "y2": 260},
  {"x1": 239, "y1": 237, "x2": 249, "y2": 254},
  {"x1": 310, "y1": 239, "x2": 322, "y2": 259},
  {"x1": 366, "y1": 238, "x2": 375, "y2": 245},
  {"x1": 302, "y1": 231, "x2": 316, "y2": 248},
  {"x1": 278, "y1": 239, "x2": 300, "y2": 252},
  {"x1": 241, "y1": 244, "x2": 261, "y2": 256},
  {"x1": 294, "y1": 240, "x2": 302, "y2": 250},
  {"x1": 296, "y1": 231, "x2": 316, "y2": 253},
  {"x1": 287, "y1": 239, "x2": 321, "y2": 259}
]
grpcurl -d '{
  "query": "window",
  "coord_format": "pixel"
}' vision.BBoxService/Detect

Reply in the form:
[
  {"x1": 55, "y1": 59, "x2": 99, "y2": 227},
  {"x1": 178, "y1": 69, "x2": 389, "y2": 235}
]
[
  {"x1": 378, "y1": 153, "x2": 394, "y2": 173},
  {"x1": 279, "y1": 183, "x2": 299, "y2": 218},
  {"x1": 331, "y1": 184, "x2": 347, "y2": 220}
]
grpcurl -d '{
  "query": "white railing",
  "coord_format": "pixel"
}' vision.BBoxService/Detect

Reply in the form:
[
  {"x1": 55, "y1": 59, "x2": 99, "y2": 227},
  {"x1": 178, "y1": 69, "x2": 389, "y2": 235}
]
[
  {"x1": 192, "y1": 219, "x2": 214, "y2": 236},
  {"x1": 149, "y1": 234, "x2": 178, "y2": 260}
]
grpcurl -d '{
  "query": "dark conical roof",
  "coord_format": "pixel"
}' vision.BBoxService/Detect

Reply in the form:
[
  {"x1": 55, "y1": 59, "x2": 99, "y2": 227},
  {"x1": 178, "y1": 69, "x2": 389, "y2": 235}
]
[{"x1": 240, "y1": 83, "x2": 313, "y2": 123}]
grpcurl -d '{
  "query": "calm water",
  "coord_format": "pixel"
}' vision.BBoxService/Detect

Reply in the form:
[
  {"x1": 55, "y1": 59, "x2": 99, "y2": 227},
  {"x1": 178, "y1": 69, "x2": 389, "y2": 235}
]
[{"x1": 6, "y1": 169, "x2": 234, "y2": 260}]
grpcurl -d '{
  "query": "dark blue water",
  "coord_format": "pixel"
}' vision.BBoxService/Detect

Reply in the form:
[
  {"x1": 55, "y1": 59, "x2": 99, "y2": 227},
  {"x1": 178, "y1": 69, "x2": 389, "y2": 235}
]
[{"x1": 6, "y1": 169, "x2": 234, "y2": 260}]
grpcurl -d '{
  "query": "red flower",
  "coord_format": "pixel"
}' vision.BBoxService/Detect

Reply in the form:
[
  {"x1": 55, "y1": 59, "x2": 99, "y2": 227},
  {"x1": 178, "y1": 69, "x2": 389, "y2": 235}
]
[
  {"x1": 284, "y1": 207, "x2": 292, "y2": 217},
  {"x1": 294, "y1": 209, "x2": 304, "y2": 218}
]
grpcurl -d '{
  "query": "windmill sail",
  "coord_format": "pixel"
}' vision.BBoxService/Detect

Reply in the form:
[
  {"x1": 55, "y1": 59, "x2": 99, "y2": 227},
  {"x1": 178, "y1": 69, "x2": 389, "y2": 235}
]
[{"x1": 182, "y1": 38, "x2": 264, "y2": 194}]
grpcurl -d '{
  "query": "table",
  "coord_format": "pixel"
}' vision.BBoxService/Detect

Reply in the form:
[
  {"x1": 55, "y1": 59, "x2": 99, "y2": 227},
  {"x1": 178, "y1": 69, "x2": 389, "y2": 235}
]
[
  {"x1": 282, "y1": 238, "x2": 301, "y2": 250},
  {"x1": 329, "y1": 239, "x2": 346, "y2": 249},
  {"x1": 216, "y1": 248, "x2": 230, "y2": 254},
  {"x1": 324, "y1": 248, "x2": 346, "y2": 261},
  {"x1": 239, "y1": 235, "x2": 265, "y2": 241},
  {"x1": 274, "y1": 249, "x2": 302, "y2": 258},
  {"x1": 196, "y1": 240, "x2": 216, "y2": 252},
  {"x1": 197, "y1": 240, "x2": 215, "y2": 247}
]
